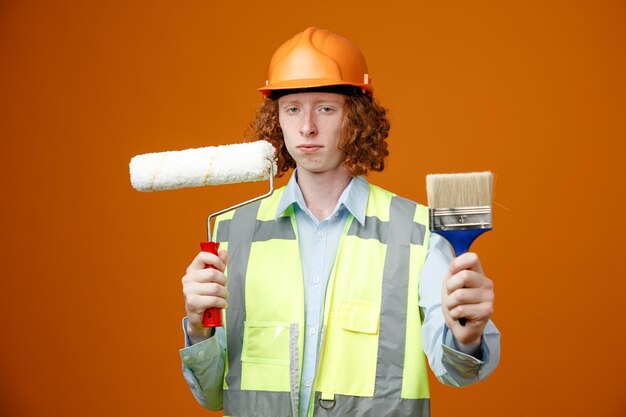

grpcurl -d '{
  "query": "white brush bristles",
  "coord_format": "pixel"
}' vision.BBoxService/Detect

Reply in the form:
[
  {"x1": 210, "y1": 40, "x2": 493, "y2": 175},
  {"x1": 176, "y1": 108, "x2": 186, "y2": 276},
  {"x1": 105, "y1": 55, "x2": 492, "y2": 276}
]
[
  {"x1": 130, "y1": 140, "x2": 277, "y2": 192},
  {"x1": 426, "y1": 171, "x2": 493, "y2": 209}
]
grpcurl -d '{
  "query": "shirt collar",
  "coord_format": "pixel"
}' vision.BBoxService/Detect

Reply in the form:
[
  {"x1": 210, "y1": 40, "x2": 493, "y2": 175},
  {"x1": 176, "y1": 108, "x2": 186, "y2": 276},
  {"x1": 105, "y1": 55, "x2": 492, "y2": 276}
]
[{"x1": 276, "y1": 170, "x2": 369, "y2": 226}]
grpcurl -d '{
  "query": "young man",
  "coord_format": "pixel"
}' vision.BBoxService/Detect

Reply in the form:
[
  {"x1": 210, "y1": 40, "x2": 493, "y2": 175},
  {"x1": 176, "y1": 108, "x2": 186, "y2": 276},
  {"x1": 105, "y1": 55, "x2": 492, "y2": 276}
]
[{"x1": 180, "y1": 27, "x2": 500, "y2": 417}]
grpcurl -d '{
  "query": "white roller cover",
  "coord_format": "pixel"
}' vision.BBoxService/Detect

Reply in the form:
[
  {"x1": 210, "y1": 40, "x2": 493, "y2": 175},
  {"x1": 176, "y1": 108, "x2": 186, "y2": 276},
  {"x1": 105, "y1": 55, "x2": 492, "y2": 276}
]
[{"x1": 130, "y1": 140, "x2": 277, "y2": 192}]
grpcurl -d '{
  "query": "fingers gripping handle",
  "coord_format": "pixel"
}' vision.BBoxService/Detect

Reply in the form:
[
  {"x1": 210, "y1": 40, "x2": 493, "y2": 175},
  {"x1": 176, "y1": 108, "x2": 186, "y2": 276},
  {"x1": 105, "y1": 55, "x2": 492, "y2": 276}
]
[
  {"x1": 436, "y1": 229, "x2": 489, "y2": 327},
  {"x1": 199, "y1": 242, "x2": 223, "y2": 328}
]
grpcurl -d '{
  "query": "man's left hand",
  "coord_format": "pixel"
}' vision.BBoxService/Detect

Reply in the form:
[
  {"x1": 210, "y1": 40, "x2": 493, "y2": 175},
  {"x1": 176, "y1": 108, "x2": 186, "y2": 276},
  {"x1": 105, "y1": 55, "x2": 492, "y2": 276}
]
[{"x1": 441, "y1": 252, "x2": 494, "y2": 347}]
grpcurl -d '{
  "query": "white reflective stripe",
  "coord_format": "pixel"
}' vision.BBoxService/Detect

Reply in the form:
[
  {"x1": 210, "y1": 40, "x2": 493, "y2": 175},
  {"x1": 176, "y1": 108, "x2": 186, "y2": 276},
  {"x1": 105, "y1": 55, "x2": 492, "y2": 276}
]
[
  {"x1": 254, "y1": 217, "x2": 297, "y2": 241},
  {"x1": 217, "y1": 217, "x2": 296, "y2": 243},
  {"x1": 347, "y1": 214, "x2": 426, "y2": 245},
  {"x1": 411, "y1": 221, "x2": 426, "y2": 245},
  {"x1": 289, "y1": 323, "x2": 300, "y2": 417},
  {"x1": 223, "y1": 390, "x2": 292, "y2": 417},
  {"x1": 347, "y1": 215, "x2": 389, "y2": 242},
  {"x1": 223, "y1": 390, "x2": 431, "y2": 417},
  {"x1": 224, "y1": 201, "x2": 261, "y2": 390},
  {"x1": 313, "y1": 392, "x2": 430, "y2": 417},
  {"x1": 375, "y1": 196, "x2": 417, "y2": 397}
]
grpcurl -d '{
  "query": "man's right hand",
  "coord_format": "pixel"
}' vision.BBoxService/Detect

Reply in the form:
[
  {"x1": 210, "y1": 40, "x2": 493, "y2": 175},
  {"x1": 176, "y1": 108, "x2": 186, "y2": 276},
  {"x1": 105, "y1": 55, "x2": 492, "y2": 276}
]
[{"x1": 181, "y1": 250, "x2": 229, "y2": 345}]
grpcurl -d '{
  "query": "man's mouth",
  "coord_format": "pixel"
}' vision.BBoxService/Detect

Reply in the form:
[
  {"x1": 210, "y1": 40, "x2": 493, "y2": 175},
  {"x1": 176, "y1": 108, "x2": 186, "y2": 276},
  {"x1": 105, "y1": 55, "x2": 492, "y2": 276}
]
[{"x1": 297, "y1": 144, "x2": 322, "y2": 153}]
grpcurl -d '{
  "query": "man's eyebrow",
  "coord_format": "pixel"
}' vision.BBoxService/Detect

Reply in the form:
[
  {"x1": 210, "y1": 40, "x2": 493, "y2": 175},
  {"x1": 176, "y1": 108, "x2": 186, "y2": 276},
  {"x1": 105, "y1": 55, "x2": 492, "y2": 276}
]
[
  {"x1": 314, "y1": 99, "x2": 343, "y2": 105},
  {"x1": 278, "y1": 98, "x2": 301, "y2": 107},
  {"x1": 279, "y1": 97, "x2": 344, "y2": 107}
]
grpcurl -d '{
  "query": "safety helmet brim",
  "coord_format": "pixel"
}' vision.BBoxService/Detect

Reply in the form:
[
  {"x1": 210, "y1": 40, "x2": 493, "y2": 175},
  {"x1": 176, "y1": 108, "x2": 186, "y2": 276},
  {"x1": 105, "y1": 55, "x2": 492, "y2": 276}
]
[{"x1": 259, "y1": 78, "x2": 373, "y2": 98}]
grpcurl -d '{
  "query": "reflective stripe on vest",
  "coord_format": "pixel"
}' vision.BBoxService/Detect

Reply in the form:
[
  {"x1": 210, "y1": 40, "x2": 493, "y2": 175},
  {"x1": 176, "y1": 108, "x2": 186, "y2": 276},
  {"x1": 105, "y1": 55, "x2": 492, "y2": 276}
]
[
  {"x1": 215, "y1": 184, "x2": 431, "y2": 417},
  {"x1": 222, "y1": 391, "x2": 430, "y2": 417}
]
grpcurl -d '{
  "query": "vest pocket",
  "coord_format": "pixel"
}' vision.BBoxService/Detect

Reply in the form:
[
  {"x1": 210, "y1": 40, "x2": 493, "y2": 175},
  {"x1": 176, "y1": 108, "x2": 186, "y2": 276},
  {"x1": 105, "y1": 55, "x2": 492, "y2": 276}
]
[
  {"x1": 241, "y1": 321, "x2": 290, "y2": 366},
  {"x1": 340, "y1": 301, "x2": 380, "y2": 334},
  {"x1": 315, "y1": 301, "x2": 380, "y2": 396}
]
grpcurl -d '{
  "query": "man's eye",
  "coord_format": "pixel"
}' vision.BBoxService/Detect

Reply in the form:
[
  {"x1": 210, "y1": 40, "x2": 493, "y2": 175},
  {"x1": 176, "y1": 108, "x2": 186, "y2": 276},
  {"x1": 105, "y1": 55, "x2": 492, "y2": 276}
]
[
  {"x1": 286, "y1": 107, "x2": 299, "y2": 113},
  {"x1": 320, "y1": 106, "x2": 333, "y2": 113}
]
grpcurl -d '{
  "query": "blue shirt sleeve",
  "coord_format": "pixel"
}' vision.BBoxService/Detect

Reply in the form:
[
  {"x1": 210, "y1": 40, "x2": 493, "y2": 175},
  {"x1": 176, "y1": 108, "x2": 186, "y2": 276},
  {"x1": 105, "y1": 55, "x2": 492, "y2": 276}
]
[
  {"x1": 419, "y1": 234, "x2": 501, "y2": 386},
  {"x1": 179, "y1": 317, "x2": 226, "y2": 410}
]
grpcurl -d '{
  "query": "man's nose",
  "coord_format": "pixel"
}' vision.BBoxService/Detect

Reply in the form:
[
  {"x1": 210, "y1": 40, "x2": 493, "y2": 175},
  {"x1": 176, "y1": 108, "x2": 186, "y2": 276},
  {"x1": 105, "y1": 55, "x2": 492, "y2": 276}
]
[{"x1": 300, "y1": 111, "x2": 317, "y2": 137}]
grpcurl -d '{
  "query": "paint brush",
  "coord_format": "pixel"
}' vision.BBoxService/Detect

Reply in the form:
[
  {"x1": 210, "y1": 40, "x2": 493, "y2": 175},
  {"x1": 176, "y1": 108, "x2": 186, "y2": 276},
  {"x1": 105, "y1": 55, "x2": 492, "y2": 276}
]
[{"x1": 426, "y1": 171, "x2": 493, "y2": 325}]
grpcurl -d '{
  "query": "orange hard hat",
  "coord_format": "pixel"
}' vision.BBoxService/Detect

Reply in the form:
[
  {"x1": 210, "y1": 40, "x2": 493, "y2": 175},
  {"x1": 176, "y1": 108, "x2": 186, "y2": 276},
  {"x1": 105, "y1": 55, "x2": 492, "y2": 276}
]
[{"x1": 259, "y1": 27, "x2": 373, "y2": 98}]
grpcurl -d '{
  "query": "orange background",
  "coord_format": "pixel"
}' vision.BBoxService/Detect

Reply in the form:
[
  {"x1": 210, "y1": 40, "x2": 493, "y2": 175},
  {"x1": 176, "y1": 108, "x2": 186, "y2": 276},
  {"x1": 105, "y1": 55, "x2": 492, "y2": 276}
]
[{"x1": 1, "y1": 1, "x2": 625, "y2": 416}]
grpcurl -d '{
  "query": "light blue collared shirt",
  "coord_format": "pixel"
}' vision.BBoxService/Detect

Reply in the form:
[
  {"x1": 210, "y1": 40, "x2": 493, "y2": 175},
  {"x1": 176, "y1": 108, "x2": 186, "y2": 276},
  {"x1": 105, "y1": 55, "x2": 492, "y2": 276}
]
[{"x1": 275, "y1": 173, "x2": 369, "y2": 417}]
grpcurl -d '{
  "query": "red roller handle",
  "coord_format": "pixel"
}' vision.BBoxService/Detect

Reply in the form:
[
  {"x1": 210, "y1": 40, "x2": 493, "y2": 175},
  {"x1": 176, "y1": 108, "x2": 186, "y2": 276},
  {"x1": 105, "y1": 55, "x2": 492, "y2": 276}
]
[{"x1": 199, "y1": 241, "x2": 223, "y2": 328}]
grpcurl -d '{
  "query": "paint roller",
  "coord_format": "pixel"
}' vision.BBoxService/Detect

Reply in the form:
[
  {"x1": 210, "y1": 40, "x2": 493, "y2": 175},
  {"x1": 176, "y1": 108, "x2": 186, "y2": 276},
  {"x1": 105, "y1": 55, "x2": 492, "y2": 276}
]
[{"x1": 129, "y1": 140, "x2": 277, "y2": 327}]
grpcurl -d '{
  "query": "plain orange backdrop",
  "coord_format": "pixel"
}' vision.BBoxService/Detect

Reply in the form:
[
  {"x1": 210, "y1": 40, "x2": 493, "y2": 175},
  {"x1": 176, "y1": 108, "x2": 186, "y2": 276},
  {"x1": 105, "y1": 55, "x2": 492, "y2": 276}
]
[{"x1": 1, "y1": 1, "x2": 625, "y2": 416}]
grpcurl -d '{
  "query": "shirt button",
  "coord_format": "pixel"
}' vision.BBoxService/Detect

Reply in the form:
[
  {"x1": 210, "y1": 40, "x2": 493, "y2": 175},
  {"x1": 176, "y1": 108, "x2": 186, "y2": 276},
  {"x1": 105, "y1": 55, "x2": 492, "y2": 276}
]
[
  {"x1": 313, "y1": 276, "x2": 320, "y2": 284},
  {"x1": 304, "y1": 379, "x2": 312, "y2": 387},
  {"x1": 308, "y1": 327, "x2": 317, "y2": 335},
  {"x1": 316, "y1": 230, "x2": 325, "y2": 238}
]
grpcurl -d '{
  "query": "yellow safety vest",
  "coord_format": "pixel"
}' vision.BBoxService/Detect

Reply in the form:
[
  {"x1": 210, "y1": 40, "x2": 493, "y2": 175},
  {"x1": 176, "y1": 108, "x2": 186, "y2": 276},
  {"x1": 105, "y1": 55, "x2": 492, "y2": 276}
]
[{"x1": 214, "y1": 183, "x2": 431, "y2": 417}]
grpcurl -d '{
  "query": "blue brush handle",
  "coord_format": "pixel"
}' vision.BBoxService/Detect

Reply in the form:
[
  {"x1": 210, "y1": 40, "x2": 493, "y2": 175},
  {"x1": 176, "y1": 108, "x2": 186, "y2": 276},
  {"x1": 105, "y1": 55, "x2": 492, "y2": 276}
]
[
  {"x1": 434, "y1": 228, "x2": 489, "y2": 257},
  {"x1": 433, "y1": 228, "x2": 491, "y2": 326}
]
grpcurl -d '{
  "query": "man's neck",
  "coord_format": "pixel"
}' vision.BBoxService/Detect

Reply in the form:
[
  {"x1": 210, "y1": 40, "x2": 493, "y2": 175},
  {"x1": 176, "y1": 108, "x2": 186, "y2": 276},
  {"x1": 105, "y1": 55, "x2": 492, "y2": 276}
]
[{"x1": 296, "y1": 168, "x2": 352, "y2": 221}]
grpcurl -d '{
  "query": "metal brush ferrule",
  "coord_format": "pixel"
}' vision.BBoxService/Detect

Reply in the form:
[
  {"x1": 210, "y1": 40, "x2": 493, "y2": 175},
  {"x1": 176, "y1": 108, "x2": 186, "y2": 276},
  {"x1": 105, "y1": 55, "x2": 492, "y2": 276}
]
[{"x1": 429, "y1": 205, "x2": 492, "y2": 231}]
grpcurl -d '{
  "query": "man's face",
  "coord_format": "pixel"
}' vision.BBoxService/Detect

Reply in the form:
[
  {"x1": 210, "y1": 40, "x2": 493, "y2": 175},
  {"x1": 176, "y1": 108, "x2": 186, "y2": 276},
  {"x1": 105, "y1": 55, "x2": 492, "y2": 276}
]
[{"x1": 278, "y1": 92, "x2": 346, "y2": 177}]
